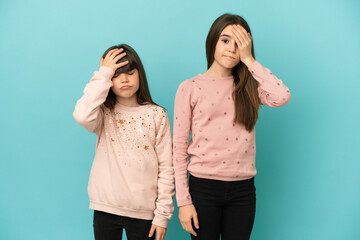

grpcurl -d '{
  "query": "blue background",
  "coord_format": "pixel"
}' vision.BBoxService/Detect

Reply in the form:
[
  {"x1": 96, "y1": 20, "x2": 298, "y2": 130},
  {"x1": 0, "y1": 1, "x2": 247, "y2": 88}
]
[{"x1": 1, "y1": 0, "x2": 359, "y2": 239}]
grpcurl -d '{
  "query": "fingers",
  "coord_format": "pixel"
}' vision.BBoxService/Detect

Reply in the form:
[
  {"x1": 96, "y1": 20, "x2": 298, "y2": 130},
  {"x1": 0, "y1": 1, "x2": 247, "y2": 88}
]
[
  {"x1": 106, "y1": 48, "x2": 123, "y2": 60},
  {"x1": 116, "y1": 60, "x2": 129, "y2": 68},
  {"x1": 148, "y1": 224, "x2": 156, "y2": 237},
  {"x1": 156, "y1": 229, "x2": 165, "y2": 240},
  {"x1": 183, "y1": 221, "x2": 197, "y2": 236},
  {"x1": 232, "y1": 26, "x2": 245, "y2": 46},
  {"x1": 193, "y1": 214, "x2": 199, "y2": 229},
  {"x1": 113, "y1": 52, "x2": 126, "y2": 63},
  {"x1": 232, "y1": 25, "x2": 251, "y2": 46}
]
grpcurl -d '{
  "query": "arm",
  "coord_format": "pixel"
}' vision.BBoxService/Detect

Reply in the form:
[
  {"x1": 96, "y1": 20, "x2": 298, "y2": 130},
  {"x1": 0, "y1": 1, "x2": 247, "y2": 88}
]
[
  {"x1": 73, "y1": 48, "x2": 128, "y2": 133},
  {"x1": 173, "y1": 80, "x2": 193, "y2": 207},
  {"x1": 231, "y1": 25, "x2": 291, "y2": 107},
  {"x1": 172, "y1": 81, "x2": 199, "y2": 236},
  {"x1": 149, "y1": 109, "x2": 175, "y2": 239},
  {"x1": 248, "y1": 61, "x2": 291, "y2": 107},
  {"x1": 73, "y1": 66, "x2": 114, "y2": 133}
]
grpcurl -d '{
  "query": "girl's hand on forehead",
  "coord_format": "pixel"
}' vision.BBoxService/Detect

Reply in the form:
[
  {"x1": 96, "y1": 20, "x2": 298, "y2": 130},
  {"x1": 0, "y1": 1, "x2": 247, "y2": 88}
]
[
  {"x1": 231, "y1": 25, "x2": 255, "y2": 66},
  {"x1": 99, "y1": 48, "x2": 129, "y2": 72}
]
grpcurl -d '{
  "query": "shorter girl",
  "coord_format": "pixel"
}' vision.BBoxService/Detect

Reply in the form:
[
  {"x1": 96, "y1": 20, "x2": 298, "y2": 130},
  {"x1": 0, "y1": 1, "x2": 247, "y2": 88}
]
[{"x1": 73, "y1": 44, "x2": 174, "y2": 240}]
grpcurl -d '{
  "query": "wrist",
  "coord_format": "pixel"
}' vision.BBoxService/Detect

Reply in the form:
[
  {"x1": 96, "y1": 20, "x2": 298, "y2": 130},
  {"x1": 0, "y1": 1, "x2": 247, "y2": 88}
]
[{"x1": 242, "y1": 56, "x2": 255, "y2": 67}]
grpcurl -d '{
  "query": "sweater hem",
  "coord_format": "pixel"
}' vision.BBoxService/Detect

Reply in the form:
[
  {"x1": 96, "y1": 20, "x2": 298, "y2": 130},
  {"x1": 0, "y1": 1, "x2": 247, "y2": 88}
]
[
  {"x1": 190, "y1": 172, "x2": 256, "y2": 182},
  {"x1": 90, "y1": 201, "x2": 154, "y2": 220}
]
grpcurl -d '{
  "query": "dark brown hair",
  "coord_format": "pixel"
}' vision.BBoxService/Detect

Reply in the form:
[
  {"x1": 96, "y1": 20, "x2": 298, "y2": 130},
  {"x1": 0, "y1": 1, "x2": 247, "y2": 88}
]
[
  {"x1": 102, "y1": 44, "x2": 158, "y2": 109},
  {"x1": 206, "y1": 14, "x2": 261, "y2": 131}
]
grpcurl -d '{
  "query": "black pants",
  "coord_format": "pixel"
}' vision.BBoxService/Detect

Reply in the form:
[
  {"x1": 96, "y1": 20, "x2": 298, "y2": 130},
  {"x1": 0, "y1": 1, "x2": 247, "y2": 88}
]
[
  {"x1": 189, "y1": 175, "x2": 256, "y2": 240},
  {"x1": 93, "y1": 210, "x2": 155, "y2": 240}
]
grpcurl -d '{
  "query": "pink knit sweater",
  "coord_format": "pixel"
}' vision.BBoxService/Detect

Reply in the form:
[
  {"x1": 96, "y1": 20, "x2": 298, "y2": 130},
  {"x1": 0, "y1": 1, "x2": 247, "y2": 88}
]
[
  {"x1": 73, "y1": 66, "x2": 175, "y2": 228},
  {"x1": 173, "y1": 61, "x2": 291, "y2": 206}
]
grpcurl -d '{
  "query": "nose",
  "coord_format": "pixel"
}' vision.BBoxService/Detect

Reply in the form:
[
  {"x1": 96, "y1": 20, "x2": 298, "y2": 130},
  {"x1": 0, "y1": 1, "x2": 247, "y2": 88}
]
[
  {"x1": 228, "y1": 42, "x2": 236, "y2": 53},
  {"x1": 119, "y1": 73, "x2": 129, "y2": 83}
]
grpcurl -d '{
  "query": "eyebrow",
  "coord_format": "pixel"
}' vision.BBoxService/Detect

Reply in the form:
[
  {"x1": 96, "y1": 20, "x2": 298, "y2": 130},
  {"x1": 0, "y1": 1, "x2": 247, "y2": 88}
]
[{"x1": 220, "y1": 34, "x2": 232, "y2": 38}]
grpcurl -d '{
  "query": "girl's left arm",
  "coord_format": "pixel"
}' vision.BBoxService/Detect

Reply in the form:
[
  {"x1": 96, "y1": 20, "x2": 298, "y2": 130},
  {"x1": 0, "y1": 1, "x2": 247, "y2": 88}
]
[
  {"x1": 152, "y1": 108, "x2": 175, "y2": 229},
  {"x1": 248, "y1": 61, "x2": 291, "y2": 107}
]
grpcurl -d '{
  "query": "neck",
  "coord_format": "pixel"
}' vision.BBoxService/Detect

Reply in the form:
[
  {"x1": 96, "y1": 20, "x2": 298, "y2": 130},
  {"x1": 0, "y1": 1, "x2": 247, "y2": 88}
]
[
  {"x1": 203, "y1": 62, "x2": 232, "y2": 78},
  {"x1": 116, "y1": 96, "x2": 140, "y2": 107}
]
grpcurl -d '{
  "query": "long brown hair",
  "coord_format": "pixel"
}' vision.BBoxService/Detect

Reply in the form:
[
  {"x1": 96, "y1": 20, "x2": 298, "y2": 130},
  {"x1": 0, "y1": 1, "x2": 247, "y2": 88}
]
[
  {"x1": 206, "y1": 14, "x2": 260, "y2": 131},
  {"x1": 102, "y1": 44, "x2": 158, "y2": 109}
]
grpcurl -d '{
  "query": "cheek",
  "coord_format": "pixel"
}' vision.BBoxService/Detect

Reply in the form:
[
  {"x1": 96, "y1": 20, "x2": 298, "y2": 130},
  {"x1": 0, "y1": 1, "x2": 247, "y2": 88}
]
[{"x1": 131, "y1": 76, "x2": 140, "y2": 90}]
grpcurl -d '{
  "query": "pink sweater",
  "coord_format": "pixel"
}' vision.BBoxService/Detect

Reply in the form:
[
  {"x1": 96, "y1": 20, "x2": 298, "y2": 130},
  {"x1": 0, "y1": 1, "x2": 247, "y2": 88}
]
[
  {"x1": 173, "y1": 61, "x2": 291, "y2": 206},
  {"x1": 73, "y1": 67, "x2": 175, "y2": 228}
]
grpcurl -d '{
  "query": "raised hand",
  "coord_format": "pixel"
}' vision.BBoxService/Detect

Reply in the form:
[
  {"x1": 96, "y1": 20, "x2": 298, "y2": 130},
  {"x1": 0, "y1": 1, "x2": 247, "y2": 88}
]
[
  {"x1": 100, "y1": 48, "x2": 129, "y2": 72},
  {"x1": 231, "y1": 25, "x2": 255, "y2": 67}
]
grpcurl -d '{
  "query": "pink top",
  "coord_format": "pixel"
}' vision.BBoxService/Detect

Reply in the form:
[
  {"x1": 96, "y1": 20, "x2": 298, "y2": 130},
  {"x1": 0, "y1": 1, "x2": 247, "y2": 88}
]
[
  {"x1": 173, "y1": 61, "x2": 291, "y2": 206},
  {"x1": 73, "y1": 66, "x2": 175, "y2": 228}
]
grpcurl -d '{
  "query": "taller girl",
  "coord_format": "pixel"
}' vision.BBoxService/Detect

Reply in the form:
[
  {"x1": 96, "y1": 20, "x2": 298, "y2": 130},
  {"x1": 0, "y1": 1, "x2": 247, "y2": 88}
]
[{"x1": 173, "y1": 14, "x2": 291, "y2": 240}]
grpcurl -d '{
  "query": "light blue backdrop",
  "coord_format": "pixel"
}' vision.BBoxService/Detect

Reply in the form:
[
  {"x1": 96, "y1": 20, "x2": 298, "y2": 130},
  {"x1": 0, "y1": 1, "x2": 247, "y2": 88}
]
[{"x1": 1, "y1": 0, "x2": 359, "y2": 239}]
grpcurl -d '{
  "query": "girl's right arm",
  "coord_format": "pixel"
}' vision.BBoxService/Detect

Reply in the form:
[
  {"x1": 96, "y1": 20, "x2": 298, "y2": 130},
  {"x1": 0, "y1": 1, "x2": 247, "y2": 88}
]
[
  {"x1": 173, "y1": 80, "x2": 199, "y2": 236},
  {"x1": 73, "y1": 48, "x2": 128, "y2": 133},
  {"x1": 73, "y1": 66, "x2": 114, "y2": 133}
]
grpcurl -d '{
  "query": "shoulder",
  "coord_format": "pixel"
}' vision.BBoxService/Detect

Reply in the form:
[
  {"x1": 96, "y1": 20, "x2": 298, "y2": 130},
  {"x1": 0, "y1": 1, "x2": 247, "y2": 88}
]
[
  {"x1": 147, "y1": 104, "x2": 168, "y2": 117},
  {"x1": 177, "y1": 74, "x2": 203, "y2": 93}
]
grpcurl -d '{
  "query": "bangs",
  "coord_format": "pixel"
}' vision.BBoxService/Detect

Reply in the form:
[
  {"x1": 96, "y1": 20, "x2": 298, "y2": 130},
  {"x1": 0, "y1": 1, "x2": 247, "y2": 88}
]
[{"x1": 113, "y1": 52, "x2": 138, "y2": 78}]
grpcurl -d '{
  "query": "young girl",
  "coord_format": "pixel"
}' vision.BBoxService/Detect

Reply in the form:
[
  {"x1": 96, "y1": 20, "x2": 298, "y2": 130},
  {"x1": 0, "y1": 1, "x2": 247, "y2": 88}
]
[
  {"x1": 173, "y1": 14, "x2": 291, "y2": 240},
  {"x1": 73, "y1": 44, "x2": 174, "y2": 240}
]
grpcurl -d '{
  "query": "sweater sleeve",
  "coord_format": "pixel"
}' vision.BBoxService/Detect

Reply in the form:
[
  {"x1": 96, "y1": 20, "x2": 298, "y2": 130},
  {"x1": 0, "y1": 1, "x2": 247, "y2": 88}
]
[
  {"x1": 172, "y1": 80, "x2": 193, "y2": 207},
  {"x1": 152, "y1": 108, "x2": 175, "y2": 228},
  {"x1": 248, "y1": 61, "x2": 291, "y2": 107},
  {"x1": 73, "y1": 66, "x2": 114, "y2": 133}
]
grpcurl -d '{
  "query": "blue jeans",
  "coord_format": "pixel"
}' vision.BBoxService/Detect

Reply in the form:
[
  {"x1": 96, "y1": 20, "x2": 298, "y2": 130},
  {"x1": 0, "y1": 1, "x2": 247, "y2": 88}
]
[
  {"x1": 93, "y1": 210, "x2": 155, "y2": 240},
  {"x1": 189, "y1": 174, "x2": 256, "y2": 240}
]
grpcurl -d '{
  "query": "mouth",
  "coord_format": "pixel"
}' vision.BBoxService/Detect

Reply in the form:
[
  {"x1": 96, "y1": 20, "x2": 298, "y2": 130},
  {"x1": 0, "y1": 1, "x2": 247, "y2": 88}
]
[
  {"x1": 120, "y1": 85, "x2": 131, "y2": 90},
  {"x1": 224, "y1": 55, "x2": 236, "y2": 60}
]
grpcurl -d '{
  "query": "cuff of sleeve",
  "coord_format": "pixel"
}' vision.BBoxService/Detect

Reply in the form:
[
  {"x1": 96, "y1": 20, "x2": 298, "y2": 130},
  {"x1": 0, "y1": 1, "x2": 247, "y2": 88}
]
[
  {"x1": 152, "y1": 215, "x2": 169, "y2": 228},
  {"x1": 99, "y1": 66, "x2": 115, "y2": 79},
  {"x1": 247, "y1": 60, "x2": 261, "y2": 73},
  {"x1": 177, "y1": 200, "x2": 193, "y2": 207}
]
